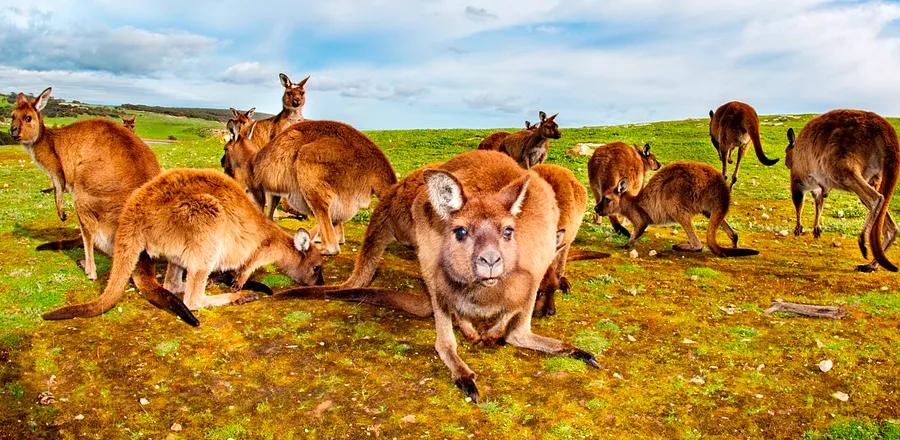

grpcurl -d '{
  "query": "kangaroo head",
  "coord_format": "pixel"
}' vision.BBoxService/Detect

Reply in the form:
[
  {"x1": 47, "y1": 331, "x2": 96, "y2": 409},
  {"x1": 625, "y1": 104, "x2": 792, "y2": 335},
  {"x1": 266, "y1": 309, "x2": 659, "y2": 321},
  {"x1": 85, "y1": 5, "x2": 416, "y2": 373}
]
[
  {"x1": 785, "y1": 128, "x2": 796, "y2": 169},
  {"x1": 636, "y1": 143, "x2": 662, "y2": 171},
  {"x1": 279, "y1": 73, "x2": 309, "y2": 111},
  {"x1": 223, "y1": 113, "x2": 259, "y2": 191},
  {"x1": 278, "y1": 229, "x2": 325, "y2": 286},
  {"x1": 594, "y1": 177, "x2": 629, "y2": 216},
  {"x1": 9, "y1": 87, "x2": 51, "y2": 145},
  {"x1": 122, "y1": 116, "x2": 136, "y2": 132},
  {"x1": 425, "y1": 169, "x2": 530, "y2": 287},
  {"x1": 538, "y1": 111, "x2": 561, "y2": 140}
]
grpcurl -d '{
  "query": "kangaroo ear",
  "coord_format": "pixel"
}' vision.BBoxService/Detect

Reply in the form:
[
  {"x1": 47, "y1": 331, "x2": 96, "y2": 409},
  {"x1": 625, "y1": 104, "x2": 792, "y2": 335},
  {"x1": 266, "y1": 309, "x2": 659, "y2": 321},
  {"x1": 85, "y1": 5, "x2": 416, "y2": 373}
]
[
  {"x1": 245, "y1": 121, "x2": 258, "y2": 140},
  {"x1": 786, "y1": 128, "x2": 795, "y2": 146},
  {"x1": 245, "y1": 107, "x2": 256, "y2": 119},
  {"x1": 525, "y1": 120, "x2": 532, "y2": 129},
  {"x1": 279, "y1": 73, "x2": 292, "y2": 88},
  {"x1": 230, "y1": 107, "x2": 240, "y2": 118},
  {"x1": 16, "y1": 92, "x2": 27, "y2": 106},
  {"x1": 709, "y1": 110, "x2": 714, "y2": 118},
  {"x1": 539, "y1": 111, "x2": 547, "y2": 122},
  {"x1": 643, "y1": 143, "x2": 651, "y2": 156},
  {"x1": 615, "y1": 178, "x2": 629, "y2": 195},
  {"x1": 555, "y1": 229, "x2": 566, "y2": 249},
  {"x1": 226, "y1": 119, "x2": 239, "y2": 141},
  {"x1": 425, "y1": 170, "x2": 466, "y2": 219},
  {"x1": 548, "y1": 113, "x2": 559, "y2": 121},
  {"x1": 294, "y1": 229, "x2": 312, "y2": 252},
  {"x1": 34, "y1": 87, "x2": 52, "y2": 111},
  {"x1": 296, "y1": 75, "x2": 310, "y2": 88},
  {"x1": 499, "y1": 175, "x2": 530, "y2": 216}
]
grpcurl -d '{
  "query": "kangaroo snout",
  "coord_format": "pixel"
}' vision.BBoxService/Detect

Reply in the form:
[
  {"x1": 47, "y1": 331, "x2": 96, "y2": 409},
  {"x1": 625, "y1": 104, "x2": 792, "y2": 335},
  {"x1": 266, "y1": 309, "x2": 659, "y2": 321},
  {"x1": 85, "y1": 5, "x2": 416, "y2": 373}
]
[{"x1": 474, "y1": 249, "x2": 503, "y2": 279}]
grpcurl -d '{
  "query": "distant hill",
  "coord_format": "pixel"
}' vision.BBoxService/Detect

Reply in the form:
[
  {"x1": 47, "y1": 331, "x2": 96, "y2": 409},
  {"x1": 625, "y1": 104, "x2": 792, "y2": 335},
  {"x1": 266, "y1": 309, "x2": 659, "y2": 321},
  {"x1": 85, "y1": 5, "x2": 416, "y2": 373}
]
[{"x1": 119, "y1": 104, "x2": 273, "y2": 123}]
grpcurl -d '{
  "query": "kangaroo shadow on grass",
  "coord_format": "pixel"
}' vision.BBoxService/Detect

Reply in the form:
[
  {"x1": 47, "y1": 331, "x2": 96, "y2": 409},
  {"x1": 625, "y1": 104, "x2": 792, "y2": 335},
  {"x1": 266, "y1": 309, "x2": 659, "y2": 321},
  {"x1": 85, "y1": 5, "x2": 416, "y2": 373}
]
[{"x1": 11, "y1": 223, "x2": 81, "y2": 245}]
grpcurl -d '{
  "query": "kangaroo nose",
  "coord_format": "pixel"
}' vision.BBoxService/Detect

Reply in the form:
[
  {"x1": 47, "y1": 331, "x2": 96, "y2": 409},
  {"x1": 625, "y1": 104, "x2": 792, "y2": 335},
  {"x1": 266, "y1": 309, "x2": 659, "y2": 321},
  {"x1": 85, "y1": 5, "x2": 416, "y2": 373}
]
[
  {"x1": 292, "y1": 99, "x2": 301, "y2": 107},
  {"x1": 477, "y1": 250, "x2": 501, "y2": 267},
  {"x1": 594, "y1": 202, "x2": 604, "y2": 215}
]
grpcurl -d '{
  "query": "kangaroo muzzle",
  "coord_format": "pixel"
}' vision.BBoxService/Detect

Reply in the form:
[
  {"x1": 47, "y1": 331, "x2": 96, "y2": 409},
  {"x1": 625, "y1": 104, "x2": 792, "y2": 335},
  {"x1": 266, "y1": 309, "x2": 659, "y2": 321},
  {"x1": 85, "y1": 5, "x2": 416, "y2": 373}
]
[{"x1": 474, "y1": 249, "x2": 503, "y2": 282}]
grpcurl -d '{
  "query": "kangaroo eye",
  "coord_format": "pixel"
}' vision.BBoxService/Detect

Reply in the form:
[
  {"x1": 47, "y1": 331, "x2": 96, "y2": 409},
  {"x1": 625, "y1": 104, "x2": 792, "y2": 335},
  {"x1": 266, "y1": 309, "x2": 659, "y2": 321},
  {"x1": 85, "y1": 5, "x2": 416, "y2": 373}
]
[
  {"x1": 24, "y1": 115, "x2": 32, "y2": 122},
  {"x1": 313, "y1": 265, "x2": 322, "y2": 274},
  {"x1": 502, "y1": 227, "x2": 514, "y2": 240},
  {"x1": 453, "y1": 227, "x2": 468, "y2": 241}
]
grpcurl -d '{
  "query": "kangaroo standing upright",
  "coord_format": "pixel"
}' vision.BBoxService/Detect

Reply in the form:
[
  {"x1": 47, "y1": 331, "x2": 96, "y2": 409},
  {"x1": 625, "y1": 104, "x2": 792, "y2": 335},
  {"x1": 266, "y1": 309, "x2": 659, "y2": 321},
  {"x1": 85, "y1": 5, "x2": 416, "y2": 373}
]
[
  {"x1": 122, "y1": 116, "x2": 136, "y2": 132},
  {"x1": 709, "y1": 101, "x2": 779, "y2": 189},
  {"x1": 477, "y1": 120, "x2": 538, "y2": 151},
  {"x1": 480, "y1": 111, "x2": 561, "y2": 169},
  {"x1": 588, "y1": 142, "x2": 661, "y2": 236},
  {"x1": 785, "y1": 110, "x2": 899, "y2": 272},
  {"x1": 10, "y1": 88, "x2": 196, "y2": 324}
]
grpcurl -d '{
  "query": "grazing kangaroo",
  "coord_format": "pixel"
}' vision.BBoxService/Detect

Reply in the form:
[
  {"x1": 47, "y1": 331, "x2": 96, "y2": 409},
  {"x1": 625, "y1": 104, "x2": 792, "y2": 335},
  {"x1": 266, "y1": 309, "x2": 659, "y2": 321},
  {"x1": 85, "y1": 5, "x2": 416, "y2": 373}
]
[
  {"x1": 588, "y1": 142, "x2": 661, "y2": 236},
  {"x1": 43, "y1": 168, "x2": 323, "y2": 322},
  {"x1": 785, "y1": 110, "x2": 899, "y2": 272},
  {"x1": 11, "y1": 88, "x2": 196, "y2": 324},
  {"x1": 709, "y1": 101, "x2": 779, "y2": 189},
  {"x1": 229, "y1": 119, "x2": 397, "y2": 255},
  {"x1": 477, "y1": 120, "x2": 538, "y2": 151},
  {"x1": 278, "y1": 151, "x2": 599, "y2": 402},
  {"x1": 532, "y1": 164, "x2": 609, "y2": 318},
  {"x1": 480, "y1": 111, "x2": 560, "y2": 169},
  {"x1": 595, "y1": 161, "x2": 759, "y2": 257},
  {"x1": 122, "y1": 116, "x2": 136, "y2": 132}
]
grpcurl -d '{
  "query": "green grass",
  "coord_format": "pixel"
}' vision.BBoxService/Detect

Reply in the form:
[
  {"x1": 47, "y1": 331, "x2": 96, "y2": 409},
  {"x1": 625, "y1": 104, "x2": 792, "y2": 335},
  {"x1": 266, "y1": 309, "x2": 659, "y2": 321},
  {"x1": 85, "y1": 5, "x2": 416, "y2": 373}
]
[{"x1": 0, "y1": 109, "x2": 899, "y2": 438}]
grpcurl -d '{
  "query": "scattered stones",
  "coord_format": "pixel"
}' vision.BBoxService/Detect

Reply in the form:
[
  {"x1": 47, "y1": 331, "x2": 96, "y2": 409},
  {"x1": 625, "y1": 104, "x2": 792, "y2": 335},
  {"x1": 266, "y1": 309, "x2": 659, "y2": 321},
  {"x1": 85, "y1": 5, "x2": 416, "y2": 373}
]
[
  {"x1": 626, "y1": 334, "x2": 636, "y2": 342},
  {"x1": 832, "y1": 391, "x2": 849, "y2": 402},
  {"x1": 761, "y1": 213, "x2": 770, "y2": 220},
  {"x1": 648, "y1": 250, "x2": 658, "y2": 257},
  {"x1": 73, "y1": 414, "x2": 84, "y2": 421},
  {"x1": 778, "y1": 230, "x2": 789, "y2": 237},
  {"x1": 755, "y1": 394, "x2": 764, "y2": 399},
  {"x1": 689, "y1": 376, "x2": 705, "y2": 385},
  {"x1": 613, "y1": 372, "x2": 623, "y2": 379},
  {"x1": 170, "y1": 422, "x2": 183, "y2": 431},
  {"x1": 400, "y1": 415, "x2": 416, "y2": 424},
  {"x1": 682, "y1": 338, "x2": 696, "y2": 344},
  {"x1": 628, "y1": 249, "x2": 639, "y2": 259},
  {"x1": 837, "y1": 210, "x2": 845, "y2": 218},
  {"x1": 139, "y1": 398, "x2": 150, "y2": 406},
  {"x1": 831, "y1": 240, "x2": 842, "y2": 248},
  {"x1": 689, "y1": 275, "x2": 699, "y2": 281},
  {"x1": 36, "y1": 391, "x2": 55, "y2": 406},
  {"x1": 815, "y1": 339, "x2": 825, "y2": 348},
  {"x1": 566, "y1": 143, "x2": 604, "y2": 157},
  {"x1": 818, "y1": 359, "x2": 833, "y2": 373}
]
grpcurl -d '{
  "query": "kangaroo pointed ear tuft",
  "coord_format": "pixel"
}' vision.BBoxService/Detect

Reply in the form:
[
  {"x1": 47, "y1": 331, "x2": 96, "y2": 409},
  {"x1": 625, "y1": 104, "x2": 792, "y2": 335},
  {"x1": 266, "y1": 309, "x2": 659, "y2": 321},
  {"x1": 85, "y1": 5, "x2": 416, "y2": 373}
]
[
  {"x1": 245, "y1": 121, "x2": 258, "y2": 140},
  {"x1": 555, "y1": 229, "x2": 566, "y2": 249},
  {"x1": 548, "y1": 113, "x2": 559, "y2": 121},
  {"x1": 296, "y1": 75, "x2": 310, "y2": 88},
  {"x1": 294, "y1": 229, "x2": 312, "y2": 252},
  {"x1": 230, "y1": 107, "x2": 240, "y2": 118},
  {"x1": 709, "y1": 110, "x2": 714, "y2": 118},
  {"x1": 615, "y1": 178, "x2": 629, "y2": 195},
  {"x1": 425, "y1": 170, "x2": 466, "y2": 219},
  {"x1": 34, "y1": 87, "x2": 52, "y2": 111},
  {"x1": 786, "y1": 128, "x2": 795, "y2": 146},
  {"x1": 539, "y1": 111, "x2": 547, "y2": 122},
  {"x1": 16, "y1": 92, "x2": 28, "y2": 106},
  {"x1": 226, "y1": 120, "x2": 238, "y2": 140},
  {"x1": 499, "y1": 175, "x2": 530, "y2": 216},
  {"x1": 643, "y1": 143, "x2": 651, "y2": 156},
  {"x1": 525, "y1": 120, "x2": 532, "y2": 129},
  {"x1": 279, "y1": 73, "x2": 292, "y2": 88},
  {"x1": 245, "y1": 107, "x2": 256, "y2": 119}
]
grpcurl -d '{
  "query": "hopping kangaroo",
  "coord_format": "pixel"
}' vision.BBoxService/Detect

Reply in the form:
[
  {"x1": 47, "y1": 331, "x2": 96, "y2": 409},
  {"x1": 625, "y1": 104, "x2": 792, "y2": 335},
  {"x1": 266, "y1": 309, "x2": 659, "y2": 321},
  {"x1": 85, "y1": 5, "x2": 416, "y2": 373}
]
[
  {"x1": 43, "y1": 168, "x2": 323, "y2": 323},
  {"x1": 280, "y1": 151, "x2": 599, "y2": 402},
  {"x1": 481, "y1": 111, "x2": 561, "y2": 169},
  {"x1": 595, "y1": 162, "x2": 759, "y2": 257},
  {"x1": 477, "y1": 120, "x2": 538, "y2": 151},
  {"x1": 785, "y1": 110, "x2": 899, "y2": 272},
  {"x1": 122, "y1": 116, "x2": 136, "y2": 132},
  {"x1": 532, "y1": 164, "x2": 609, "y2": 318},
  {"x1": 709, "y1": 101, "x2": 779, "y2": 189},
  {"x1": 232, "y1": 119, "x2": 397, "y2": 255},
  {"x1": 588, "y1": 142, "x2": 661, "y2": 236},
  {"x1": 11, "y1": 88, "x2": 196, "y2": 324}
]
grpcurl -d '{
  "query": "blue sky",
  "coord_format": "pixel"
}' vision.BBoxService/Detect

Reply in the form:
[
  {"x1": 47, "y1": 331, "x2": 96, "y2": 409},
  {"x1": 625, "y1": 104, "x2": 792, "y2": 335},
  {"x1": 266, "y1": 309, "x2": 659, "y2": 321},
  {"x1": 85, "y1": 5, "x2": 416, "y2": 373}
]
[{"x1": 1, "y1": 0, "x2": 900, "y2": 129}]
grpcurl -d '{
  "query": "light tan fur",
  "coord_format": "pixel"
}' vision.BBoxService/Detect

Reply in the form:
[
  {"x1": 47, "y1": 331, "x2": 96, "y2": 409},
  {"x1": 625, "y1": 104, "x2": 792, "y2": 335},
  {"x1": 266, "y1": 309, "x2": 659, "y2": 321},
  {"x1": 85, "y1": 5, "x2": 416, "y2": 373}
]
[
  {"x1": 785, "y1": 109, "x2": 899, "y2": 272},
  {"x1": 122, "y1": 116, "x2": 135, "y2": 133},
  {"x1": 43, "y1": 168, "x2": 323, "y2": 322},
  {"x1": 279, "y1": 151, "x2": 599, "y2": 402},
  {"x1": 709, "y1": 101, "x2": 779, "y2": 189},
  {"x1": 595, "y1": 161, "x2": 758, "y2": 257},
  {"x1": 588, "y1": 142, "x2": 661, "y2": 236}
]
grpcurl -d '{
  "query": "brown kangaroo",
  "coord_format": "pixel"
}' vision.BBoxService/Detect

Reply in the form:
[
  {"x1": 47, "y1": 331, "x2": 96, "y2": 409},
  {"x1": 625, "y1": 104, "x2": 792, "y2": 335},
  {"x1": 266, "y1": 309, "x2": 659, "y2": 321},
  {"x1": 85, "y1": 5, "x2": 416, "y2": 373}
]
[
  {"x1": 43, "y1": 168, "x2": 323, "y2": 323},
  {"x1": 595, "y1": 161, "x2": 758, "y2": 257},
  {"x1": 477, "y1": 120, "x2": 538, "y2": 151},
  {"x1": 709, "y1": 101, "x2": 779, "y2": 189},
  {"x1": 480, "y1": 111, "x2": 561, "y2": 169},
  {"x1": 230, "y1": 119, "x2": 397, "y2": 255},
  {"x1": 277, "y1": 150, "x2": 599, "y2": 402},
  {"x1": 11, "y1": 88, "x2": 197, "y2": 324},
  {"x1": 785, "y1": 110, "x2": 899, "y2": 272},
  {"x1": 122, "y1": 116, "x2": 136, "y2": 133},
  {"x1": 588, "y1": 142, "x2": 661, "y2": 236}
]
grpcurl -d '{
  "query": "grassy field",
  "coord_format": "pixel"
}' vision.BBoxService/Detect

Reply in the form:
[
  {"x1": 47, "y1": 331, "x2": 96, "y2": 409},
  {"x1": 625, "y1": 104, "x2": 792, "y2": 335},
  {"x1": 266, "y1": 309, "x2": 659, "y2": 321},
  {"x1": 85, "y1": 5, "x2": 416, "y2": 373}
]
[{"x1": 0, "y1": 112, "x2": 898, "y2": 439}]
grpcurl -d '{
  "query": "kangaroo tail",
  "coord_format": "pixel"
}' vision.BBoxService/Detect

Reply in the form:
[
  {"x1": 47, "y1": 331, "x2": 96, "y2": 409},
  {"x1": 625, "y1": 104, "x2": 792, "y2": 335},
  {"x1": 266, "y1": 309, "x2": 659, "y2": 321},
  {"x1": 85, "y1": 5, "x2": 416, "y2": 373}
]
[
  {"x1": 36, "y1": 238, "x2": 82, "y2": 251},
  {"x1": 131, "y1": 254, "x2": 199, "y2": 326},
  {"x1": 706, "y1": 192, "x2": 759, "y2": 258},
  {"x1": 871, "y1": 126, "x2": 899, "y2": 271},
  {"x1": 566, "y1": 249, "x2": 612, "y2": 261},
  {"x1": 276, "y1": 286, "x2": 433, "y2": 318},
  {"x1": 749, "y1": 124, "x2": 779, "y2": 166},
  {"x1": 340, "y1": 204, "x2": 396, "y2": 288}
]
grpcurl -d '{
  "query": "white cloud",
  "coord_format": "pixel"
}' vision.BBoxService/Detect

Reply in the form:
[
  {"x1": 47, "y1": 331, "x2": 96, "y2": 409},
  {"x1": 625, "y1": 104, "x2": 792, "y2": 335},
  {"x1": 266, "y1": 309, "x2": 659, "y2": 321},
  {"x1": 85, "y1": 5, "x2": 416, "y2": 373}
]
[{"x1": 220, "y1": 62, "x2": 279, "y2": 85}]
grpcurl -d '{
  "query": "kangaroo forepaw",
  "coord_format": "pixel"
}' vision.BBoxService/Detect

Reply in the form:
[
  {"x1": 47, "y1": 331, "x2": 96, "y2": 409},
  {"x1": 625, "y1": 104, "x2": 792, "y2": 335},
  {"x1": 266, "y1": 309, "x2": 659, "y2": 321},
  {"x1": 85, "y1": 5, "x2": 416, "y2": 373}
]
[
  {"x1": 612, "y1": 224, "x2": 631, "y2": 237},
  {"x1": 793, "y1": 225, "x2": 804, "y2": 237},
  {"x1": 242, "y1": 280, "x2": 273, "y2": 295},
  {"x1": 559, "y1": 277, "x2": 571, "y2": 294},
  {"x1": 856, "y1": 262, "x2": 878, "y2": 273},
  {"x1": 570, "y1": 348, "x2": 600, "y2": 369},
  {"x1": 813, "y1": 227, "x2": 822, "y2": 239},
  {"x1": 454, "y1": 376, "x2": 479, "y2": 403}
]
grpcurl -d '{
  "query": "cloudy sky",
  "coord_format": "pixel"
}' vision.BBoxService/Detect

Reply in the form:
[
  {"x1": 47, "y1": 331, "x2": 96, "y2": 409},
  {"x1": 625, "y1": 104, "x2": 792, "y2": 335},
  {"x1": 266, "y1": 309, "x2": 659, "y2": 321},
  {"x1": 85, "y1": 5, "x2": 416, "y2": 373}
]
[{"x1": 2, "y1": 1, "x2": 899, "y2": 129}]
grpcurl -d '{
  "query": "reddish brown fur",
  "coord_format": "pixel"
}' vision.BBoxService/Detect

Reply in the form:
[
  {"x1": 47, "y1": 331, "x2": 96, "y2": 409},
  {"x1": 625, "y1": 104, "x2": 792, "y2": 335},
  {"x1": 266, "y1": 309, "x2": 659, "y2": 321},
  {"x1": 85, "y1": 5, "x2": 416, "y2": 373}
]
[
  {"x1": 122, "y1": 116, "x2": 135, "y2": 133},
  {"x1": 43, "y1": 169, "x2": 323, "y2": 322},
  {"x1": 785, "y1": 109, "x2": 899, "y2": 272},
  {"x1": 588, "y1": 142, "x2": 661, "y2": 236},
  {"x1": 709, "y1": 101, "x2": 779, "y2": 189},
  {"x1": 10, "y1": 88, "x2": 196, "y2": 324},
  {"x1": 279, "y1": 150, "x2": 599, "y2": 402},
  {"x1": 249, "y1": 73, "x2": 309, "y2": 145},
  {"x1": 485, "y1": 111, "x2": 561, "y2": 169},
  {"x1": 477, "y1": 120, "x2": 538, "y2": 151},
  {"x1": 595, "y1": 161, "x2": 758, "y2": 257}
]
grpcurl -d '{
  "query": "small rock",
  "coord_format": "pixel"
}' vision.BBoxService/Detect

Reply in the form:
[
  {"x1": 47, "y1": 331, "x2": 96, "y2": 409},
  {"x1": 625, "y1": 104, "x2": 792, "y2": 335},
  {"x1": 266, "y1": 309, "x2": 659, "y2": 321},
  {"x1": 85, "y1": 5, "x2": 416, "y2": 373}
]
[
  {"x1": 880, "y1": 286, "x2": 889, "y2": 291},
  {"x1": 648, "y1": 250, "x2": 658, "y2": 257},
  {"x1": 613, "y1": 372, "x2": 623, "y2": 379},
  {"x1": 824, "y1": 203, "x2": 832, "y2": 209},
  {"x1": 653, "y1": 233, "x2": 661, "y2": 239},
  {"x1": 400, "y1": 415, "x2": 416, "y2": 424},
  {"x1": 74, "y1": 414, "x2": 84, "y2": 421},
  {"x1": 464, "y1": 397, "x2": 472, "y2": 403},
  {"x1": 761, "y1": 213, "x2": 770, "y2": 220},
  {"x1": 818, "y1": 359, "x2": 833, "y2": 373},
  {"x1": 778, "y1": 230, "x2": 789, "y2": 237},
  {"x1": 815, "y1": 339, "x2": 825, "y2": 348},
  {"x1": 682, "y1": 338, "x2": 696, "y2": 344},
  {"x1": 837, "y1": 210, "x2": 845, "y2": 218},
  {"x1": 626, "y1": 334, "x2": 636, "y2": 342},
  {"x1": 689, "y1": 275, "x2": 699, "y2": 281},
  {"x1": 139, "y1": 398, "x2": 150, "y2": 406},
  {"x1": 759, "y1": 205, "x2": 766, "y2": 211},
  {"x1": 628, "y1": 249, "x2": 639, "y2": 259},
  {"x1": 170, "y1": 423, "x2": 183, "y2": 432},
  {"x1": 755, "y1": 394, "x2": 764, "y2": 399},
  {"x1": 832, "y1": 391, "x2": 849, "y2": 402},
  {"x1": 831, "y1": 240, "x2": 842, "y2": 248},
  {"x1": 689, "y1": 377, "x2": 705, "y2": 385}
]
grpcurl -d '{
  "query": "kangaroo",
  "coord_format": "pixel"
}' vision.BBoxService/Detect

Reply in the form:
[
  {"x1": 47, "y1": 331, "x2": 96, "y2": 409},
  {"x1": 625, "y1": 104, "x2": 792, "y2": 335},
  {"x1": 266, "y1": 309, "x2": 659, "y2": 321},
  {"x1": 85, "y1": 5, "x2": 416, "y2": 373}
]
[
  {"x1": 43, "y1": 168, "x2": 324, "y2": 323},
  {"x1": 588, "y1": 142, "x2": 661, "y2": 236},
  {"x1": 11, "y1": 88, "x2": 197, "y2": 324},
  {"x1": 122, "y1": 116, "x2": 136, "y2": 132},
  {"x1": 229, "y1": 119, "x2": 397, "y2": 255},
  {"x1": 479, "y1": 111, "x2": 560, "y2": 169},
  {"x1": 532, "y1": 163, "x2": 609, "y2": 318},
  {"x1": 709, "y1": 101, "x2": 779, "y2": 189},
  {"x1": 595, "y1": 161, "x2": 758, "y2": 257},
  {"x1": 477, "y1": 120, "x2": 538, "y2": 151},
  {"x1": 277, "y1": 150, "x2": 599, "y2": 402},
  {"x1": 785, "y1": 110, "x2": 899, "y2": 272}
]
